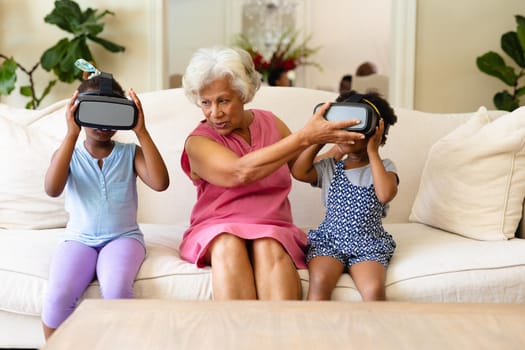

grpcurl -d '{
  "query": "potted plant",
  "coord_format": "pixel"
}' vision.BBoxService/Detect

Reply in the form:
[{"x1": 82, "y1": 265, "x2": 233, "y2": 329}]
[
  {"x1": 0, "y1": 0, "x2": 125, "y2": 109},
  {"x1": 476, "y1": 15, "x2": 525, "y2": 111}
]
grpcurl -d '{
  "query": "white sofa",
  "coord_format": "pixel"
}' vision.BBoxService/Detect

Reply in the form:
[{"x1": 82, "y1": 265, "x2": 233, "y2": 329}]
[{"x1": 1, "y1": 87, "x2": 524, "y2": 348}]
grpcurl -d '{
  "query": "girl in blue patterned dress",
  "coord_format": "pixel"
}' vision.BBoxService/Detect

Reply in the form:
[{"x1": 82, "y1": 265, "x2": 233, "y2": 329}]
[{"x1": 292, "y1": 91, "x2": 398, "y2": 301}]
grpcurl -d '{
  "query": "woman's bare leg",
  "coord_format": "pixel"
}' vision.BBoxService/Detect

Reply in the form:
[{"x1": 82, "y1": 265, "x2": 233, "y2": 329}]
[
  {"x1": 252, "y1": 238, "x2": 302, "y2": 300},
  {"x1": 205, "y1": 233, "x2": 257, "y2": 300}
]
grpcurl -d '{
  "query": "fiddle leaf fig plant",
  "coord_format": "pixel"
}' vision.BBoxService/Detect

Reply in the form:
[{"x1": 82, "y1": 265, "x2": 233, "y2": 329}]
[
  {"x1": 41, "y1": 0, "x2": 125, "y2": 83},
  {"x1": 0, "y1": 0, "x2": 125, "y2": 109},
  {"x1": 476, "y1": 15, "x2": 525, "y2": 111},
  {"x1": 0, "y1": 57, "x2": 18, "y2": 96}
]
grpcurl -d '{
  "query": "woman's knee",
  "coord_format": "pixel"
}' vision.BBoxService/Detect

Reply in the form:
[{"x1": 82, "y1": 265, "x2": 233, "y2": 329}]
[
  {"x1": 208, "y1": 233, "x2": 248, "y2": 262},
  {"x1": 252, "y1": 238, "x2": 288, "y2": 263}
]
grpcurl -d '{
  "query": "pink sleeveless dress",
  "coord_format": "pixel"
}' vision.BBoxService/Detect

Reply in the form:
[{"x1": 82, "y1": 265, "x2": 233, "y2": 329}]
[{"x1": 180, "y1": 109, "x2": 307, "y2": 268}]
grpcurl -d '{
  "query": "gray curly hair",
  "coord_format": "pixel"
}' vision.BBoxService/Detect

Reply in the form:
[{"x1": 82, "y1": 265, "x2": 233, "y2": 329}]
[{"x1": 182, "y1": 46, "x2": 262, "y2": 106}]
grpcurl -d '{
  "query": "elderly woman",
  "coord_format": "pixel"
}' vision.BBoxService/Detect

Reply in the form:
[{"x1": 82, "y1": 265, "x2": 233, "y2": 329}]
[{"x1": 180, "y1": 46, "x2": 363, "y2": 300}]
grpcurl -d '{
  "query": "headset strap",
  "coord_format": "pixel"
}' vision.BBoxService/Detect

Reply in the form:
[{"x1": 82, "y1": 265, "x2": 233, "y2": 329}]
[
  {"x1": 348, "y1": 93, "x2": 381, "y2": 117},
  {"x1": 99, "y1": 72, "x2": 114, "y2": 96}
]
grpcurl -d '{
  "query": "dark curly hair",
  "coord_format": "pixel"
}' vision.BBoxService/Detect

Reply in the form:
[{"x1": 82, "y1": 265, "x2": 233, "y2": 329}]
[{"x1": 336, "y1": 90, "x2": 397, "y2": 144}]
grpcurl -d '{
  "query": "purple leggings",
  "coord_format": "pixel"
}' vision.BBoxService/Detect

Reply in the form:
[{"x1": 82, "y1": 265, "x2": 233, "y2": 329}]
[{"x1": 42, "y1": 237, "x2": 145, "y2": 329}]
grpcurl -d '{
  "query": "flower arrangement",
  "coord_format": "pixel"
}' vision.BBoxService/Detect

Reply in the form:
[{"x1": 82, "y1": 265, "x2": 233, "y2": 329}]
[{"x1": 235, "y1": 29, "x2": 321, "y2": 84}]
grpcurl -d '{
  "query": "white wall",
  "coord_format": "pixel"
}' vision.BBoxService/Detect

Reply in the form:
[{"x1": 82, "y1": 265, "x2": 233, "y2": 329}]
[
  {"x1": 168, "y1": 0, "x2": 229, "y2": 77},
  {"x1": 167, "y1": 0, "x2": 391, "y2": 92},
  {"x1": 415, "y1": 0, "x2": 525, "y2": 112},
  {"x1": 305, "y1": 0, "x2": 391, "y2": 91},
  {"x1": 0, "y1": 0, "x2": 166, "y2": 108},
  {"x1": 1, "y1": 0, "x2": 390, "y2": 108},
  {"x1": 2, "y1": 0, "x2": 523, "y2": 113}
]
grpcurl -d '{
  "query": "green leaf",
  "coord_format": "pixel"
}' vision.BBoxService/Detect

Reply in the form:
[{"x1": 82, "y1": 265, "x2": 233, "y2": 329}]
[
  {"x1": 94, "y1": 9, "x2": 115, "y2": 22},
  {"x1": 494, "y1": 90, "x2": 520, "y2": 111},
  {"x1": 19, "y1": 85, "x2": 33, "y2": 97},
  {"x1": 54, "y1": 37, "x2": 90, "y2": 82},
  {"x1": 87, "y1": 35, "x2": 125, "y2": 52},
  {"x1": 79, "y1": 9, "x2": 107, "y2": 36},
  {"x1": 517, "y1": 18, "x2": 525, "y2": 62},
  {"x1": 41, "y1": 36, "x2": 90, "y2": 82},
  {"x1": 516, "y1": 15, "x2": 525, "y2": 27},
  {"x1": 516, "y1": 85, "x2": 525, "y2": 98},
  {"x1": 81, "y1": 22, "x2": 104, "y2": 37},
  {"x1": 44, "y1": 0, "x2": 84, "y2": 34},
  {"x1": 476, "y1": 51, "x2": 517, "y2": 86},
  {"x1": 41, "y1": 80, "x2": 57, "y2": 99},
  {"x1": 0, "y1": 58, "x2": 17, "y2": 95},
  {"x1": 40, "y1": 38, "x2": 70, "y2": 71},
  {"x1": 25, "y1": 100, "x2": 35, "y2": 109},
  {"x1": 501, "y1": 31, "x2": 525, "y2": 68}
]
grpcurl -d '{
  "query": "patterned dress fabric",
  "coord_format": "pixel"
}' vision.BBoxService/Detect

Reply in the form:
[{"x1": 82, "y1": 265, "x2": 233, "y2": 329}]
[{"x1": 307, "y1": 160, "x2": 396, "y2": 268}]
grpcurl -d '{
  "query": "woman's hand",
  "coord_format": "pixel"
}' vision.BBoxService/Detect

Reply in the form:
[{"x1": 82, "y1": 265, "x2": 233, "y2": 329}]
[{"x1": 300, "y1": 102, "x2": 365, "y2": 146}]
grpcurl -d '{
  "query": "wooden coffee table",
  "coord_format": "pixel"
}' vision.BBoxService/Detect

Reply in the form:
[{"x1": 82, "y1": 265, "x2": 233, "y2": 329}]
[{"x1": 42, "y1": 299, "x2": 525, "y2": 349}]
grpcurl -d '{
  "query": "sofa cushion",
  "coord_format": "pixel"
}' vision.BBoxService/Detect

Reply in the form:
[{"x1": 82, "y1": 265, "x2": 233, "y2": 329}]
[
  {"x1": 0, "y1": 224, "x2": 211, "y2": 316},
  {"x1": 409, "y1": 107, "x2": 525, "y2": 240},
  {"x1": 4, "y1": 223, "x2": 525, "y2": 318},
  {"x1": 379, "y1": 107, "x2": 506, "y2": 223},
  {"x1": 0, "y1": 114, "x2": 68, "y2": 229},
  {"x1": 300, "y1": 223, "x2": 525, "y2": 301}
]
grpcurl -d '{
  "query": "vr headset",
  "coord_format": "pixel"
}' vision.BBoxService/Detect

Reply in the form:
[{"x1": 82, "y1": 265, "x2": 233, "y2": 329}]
[
  {"x1": 75, "y1": 72, "x2": 138, "y2": 130},
  {"x1": 314, "y1": 94, "x2": 382, "y2": 137}
]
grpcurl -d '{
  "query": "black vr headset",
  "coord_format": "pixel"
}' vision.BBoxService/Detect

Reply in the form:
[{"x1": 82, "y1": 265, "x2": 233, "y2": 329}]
[
  {"x1": 314, "y1": 94, "x2": 384, "y2": 137},
  {"x1": 75, "y1": 72, "x2": 138, "y2": 130}
]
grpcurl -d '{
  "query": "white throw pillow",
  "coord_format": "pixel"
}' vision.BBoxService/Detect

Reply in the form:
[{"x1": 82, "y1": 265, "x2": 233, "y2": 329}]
[
  {"x1": 0, "y1": 116, "x2": 68, "y2": 229},
  {"x1": 409, "y1": 106, "x2": 525, "y2": 240}
]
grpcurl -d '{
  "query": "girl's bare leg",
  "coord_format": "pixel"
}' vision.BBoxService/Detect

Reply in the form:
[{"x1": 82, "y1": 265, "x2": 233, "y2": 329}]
[
  {"x1": 306, "y1": 256, "x2": 345, "y2": 300},
  {"x1": 349, "y1": 261, "x2": 387, "y2": 301}
]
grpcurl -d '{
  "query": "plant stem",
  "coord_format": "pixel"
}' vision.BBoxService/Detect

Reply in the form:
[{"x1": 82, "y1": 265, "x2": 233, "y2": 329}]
[
  {"x1": 509, "y1": 69, "x2": 522, "y2": 101},
  {"x1": 0, "y1": 54, "x2": 40, "y2": 109},
  {"x1": 26, "y1": 62, "x2": 40, "y2": 109}
]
